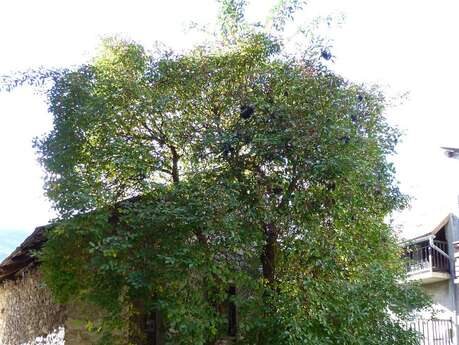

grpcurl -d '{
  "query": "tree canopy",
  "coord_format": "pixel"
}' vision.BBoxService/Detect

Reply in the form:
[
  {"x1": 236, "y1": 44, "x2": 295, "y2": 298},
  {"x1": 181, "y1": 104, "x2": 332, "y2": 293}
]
[{"x1": 5, "y1": 1, "x2": 427, "y2": 344}]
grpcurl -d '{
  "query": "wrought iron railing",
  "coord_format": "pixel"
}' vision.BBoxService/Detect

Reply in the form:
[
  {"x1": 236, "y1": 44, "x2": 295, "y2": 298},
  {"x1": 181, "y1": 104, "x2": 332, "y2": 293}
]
[
  {"x1": 404, "y1": 240, "x2": 449, "y2": 274},
  {"x1": 406, "y1": 318, "x2": 453, "y2": 345}
]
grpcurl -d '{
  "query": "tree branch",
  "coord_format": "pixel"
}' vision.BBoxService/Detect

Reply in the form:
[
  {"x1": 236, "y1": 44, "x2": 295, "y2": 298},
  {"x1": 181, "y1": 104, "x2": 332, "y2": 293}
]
[{"x1": 169, "y1": 145, "x2": 180, "y2": 184}]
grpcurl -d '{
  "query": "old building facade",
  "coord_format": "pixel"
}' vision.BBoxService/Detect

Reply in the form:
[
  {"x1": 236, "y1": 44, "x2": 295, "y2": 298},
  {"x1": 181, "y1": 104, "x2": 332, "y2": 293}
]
[{"x1": 0, "y1": 226, "x2": 97, "y2": 345}]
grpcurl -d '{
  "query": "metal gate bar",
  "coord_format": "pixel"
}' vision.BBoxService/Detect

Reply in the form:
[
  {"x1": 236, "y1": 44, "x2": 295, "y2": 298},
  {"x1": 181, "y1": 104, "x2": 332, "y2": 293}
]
[{"x1": 406, "y1": 319, "x2": 453, "y2": 345}]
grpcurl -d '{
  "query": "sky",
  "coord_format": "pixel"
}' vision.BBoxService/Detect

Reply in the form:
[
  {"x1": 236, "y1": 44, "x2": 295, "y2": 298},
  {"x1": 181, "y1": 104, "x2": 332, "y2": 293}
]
[{"x1": 1, "y1": 0, "x2": 459, "y2": 258}]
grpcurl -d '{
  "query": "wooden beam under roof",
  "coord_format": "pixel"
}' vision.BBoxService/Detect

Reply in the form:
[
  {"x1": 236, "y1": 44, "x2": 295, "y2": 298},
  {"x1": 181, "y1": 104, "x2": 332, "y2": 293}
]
[{"x1": 0, "y1": 225, "x2": 48, "y2": 282}]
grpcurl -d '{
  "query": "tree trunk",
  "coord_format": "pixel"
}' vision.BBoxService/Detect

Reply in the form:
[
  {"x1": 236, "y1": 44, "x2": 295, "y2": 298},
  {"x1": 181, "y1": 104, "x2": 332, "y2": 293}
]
[
  {"x1": 261, "y1": 223, "x2": 278, "y2": 286},
  {"x1": 228, "y1": 284, "x2": 237, "y2": 337},
  {"x1": 258, "y1": 223, "x2": 279, "y2": 345}
]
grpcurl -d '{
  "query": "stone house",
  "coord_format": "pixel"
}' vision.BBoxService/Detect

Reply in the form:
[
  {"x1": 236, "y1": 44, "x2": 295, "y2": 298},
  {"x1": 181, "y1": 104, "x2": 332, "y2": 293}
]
[
  {"x1": 0, "y1": 222, "x2": 235, "y2": 345},
  {"x1": 0, "y1": 226, "x2": 98, "y2": 345}
]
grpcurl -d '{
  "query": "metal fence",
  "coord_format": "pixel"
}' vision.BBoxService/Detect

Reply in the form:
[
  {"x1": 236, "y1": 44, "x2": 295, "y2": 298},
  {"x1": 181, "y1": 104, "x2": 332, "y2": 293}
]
[{"x1": 406, "y1": 319, "x2": 454, "y2": 345}]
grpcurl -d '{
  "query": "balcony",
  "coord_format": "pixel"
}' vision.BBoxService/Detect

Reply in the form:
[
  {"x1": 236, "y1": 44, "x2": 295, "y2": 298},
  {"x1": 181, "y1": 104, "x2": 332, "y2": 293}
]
[{"x1": 405, "y1": 240, "x2": 451, "y2": 284}]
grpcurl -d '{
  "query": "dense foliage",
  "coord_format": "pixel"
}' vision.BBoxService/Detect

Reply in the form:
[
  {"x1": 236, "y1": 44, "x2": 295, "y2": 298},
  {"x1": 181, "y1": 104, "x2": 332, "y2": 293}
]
[{"x1": 7, "y1": 1, "x2": 428, "y2": 344}]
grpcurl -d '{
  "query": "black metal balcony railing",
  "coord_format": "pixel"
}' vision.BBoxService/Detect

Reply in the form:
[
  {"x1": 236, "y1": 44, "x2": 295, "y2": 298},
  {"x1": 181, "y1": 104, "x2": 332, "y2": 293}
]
[{"x1": 405, "y1": 240, "x2": 449, "y2": 274}]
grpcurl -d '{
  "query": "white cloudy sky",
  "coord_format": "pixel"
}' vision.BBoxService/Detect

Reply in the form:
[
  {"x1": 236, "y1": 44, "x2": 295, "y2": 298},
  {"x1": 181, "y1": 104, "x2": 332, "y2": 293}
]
[{"x1": 1, "y1": 0, "x2": 459, "y2": 254}]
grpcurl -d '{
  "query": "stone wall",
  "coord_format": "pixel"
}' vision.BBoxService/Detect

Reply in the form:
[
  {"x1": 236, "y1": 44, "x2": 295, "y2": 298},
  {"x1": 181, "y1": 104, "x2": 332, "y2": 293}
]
[
  {"x1": 21, "y1": 328, "x2": 64, "y2": 345},
  {"x1": 0, "y1": 268, "x2": 66, "y2": 345},
  {"x1": 0, "y1": 267, "x2": 121, "y2": 345}
]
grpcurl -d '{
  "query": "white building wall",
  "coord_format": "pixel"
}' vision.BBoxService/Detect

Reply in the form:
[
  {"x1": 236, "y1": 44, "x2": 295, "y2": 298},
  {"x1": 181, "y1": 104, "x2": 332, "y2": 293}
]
[
  {"x1": 445, "y1": 214, "x2": 459, "y2": 345},
  {"x1": 424, "y1": 280, "x2": 455, "y2": 318}
]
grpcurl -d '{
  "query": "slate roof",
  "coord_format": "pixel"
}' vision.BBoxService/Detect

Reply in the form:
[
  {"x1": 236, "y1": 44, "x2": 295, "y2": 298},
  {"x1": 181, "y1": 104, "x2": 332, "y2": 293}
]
[{"x1": 0, "y1": 226, "x2": 48, "y2": 282}]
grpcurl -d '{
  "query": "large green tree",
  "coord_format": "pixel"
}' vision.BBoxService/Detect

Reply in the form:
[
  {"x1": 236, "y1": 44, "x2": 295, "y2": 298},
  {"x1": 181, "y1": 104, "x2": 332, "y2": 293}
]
[{"x1": 6, "y1": 1, "x2": 427, "y2": 344}]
